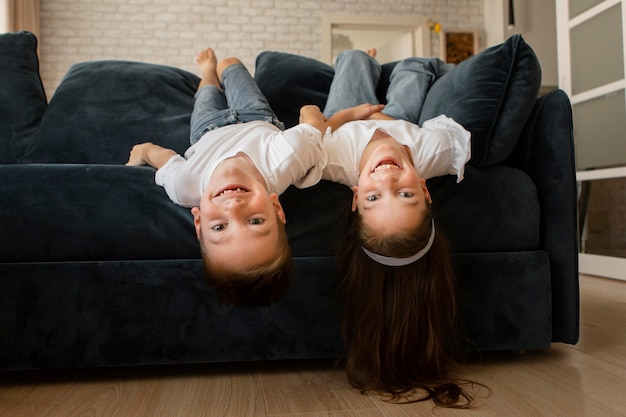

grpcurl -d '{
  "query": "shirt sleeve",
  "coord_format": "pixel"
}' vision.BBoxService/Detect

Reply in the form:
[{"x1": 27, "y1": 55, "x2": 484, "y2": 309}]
[
  {"x1": 280, "y1": 123, "x2": 328, "y2": 189},
  {"x1": 420, "y1": 115, "x2": 471, "y2": 183},
  {"x1": 154, "y1": 154, "x2": 193, "y2": 206}
]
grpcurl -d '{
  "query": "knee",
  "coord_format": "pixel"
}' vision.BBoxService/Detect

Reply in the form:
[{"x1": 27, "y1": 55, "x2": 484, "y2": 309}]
[
  {"x1": 339, "y1": 50, "x2": 361, "y2": 60},
  {"x1": 217, "y1": 57, "x2": 242, "y2": 78},
  {"x1": 336, "y1": 49, "x2": 369, "y2": 66}
]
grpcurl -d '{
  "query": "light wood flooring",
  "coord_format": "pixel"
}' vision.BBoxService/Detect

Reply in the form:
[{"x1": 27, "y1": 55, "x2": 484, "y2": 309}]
[{"x1": 1, "y1": 275, "x2": 625, "y2": 417}]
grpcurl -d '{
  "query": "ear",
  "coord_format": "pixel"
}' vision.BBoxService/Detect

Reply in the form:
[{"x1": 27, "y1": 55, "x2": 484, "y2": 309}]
[
  {"x1": 270, "y1": 193, "x2": 287, "y2": 224},
  {"x1": 191, "y1": 207, "x2": 202, "y2": 239},
  {"x1": 351, "y1": 186, "x2": 359, "y2": 212},
  {"x1": 421, "y1": 179, "x2": 432, "y2": 204}
]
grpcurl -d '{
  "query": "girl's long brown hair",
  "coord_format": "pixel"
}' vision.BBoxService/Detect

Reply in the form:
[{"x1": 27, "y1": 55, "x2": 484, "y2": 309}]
[{"x1": 338, "y1": 203, "x2": 481, "y2": 407}]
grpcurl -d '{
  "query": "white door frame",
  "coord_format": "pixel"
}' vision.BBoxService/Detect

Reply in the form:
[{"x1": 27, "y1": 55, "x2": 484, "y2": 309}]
[
  {"x1": 558, "y1": 0, "x2": 626, "y2": 281},
  {"x1": 321, "y1": 15, "x2": 430, "y2": 65}
]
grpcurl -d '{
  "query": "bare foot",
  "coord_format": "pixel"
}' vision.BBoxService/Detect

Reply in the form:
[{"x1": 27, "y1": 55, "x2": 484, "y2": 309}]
[
  {"x1": 366, "y1": 48, "x2": 377, "y2": 58},
  {"x1": 196, "y1": 48, "x2": 220, "y2": 88}
]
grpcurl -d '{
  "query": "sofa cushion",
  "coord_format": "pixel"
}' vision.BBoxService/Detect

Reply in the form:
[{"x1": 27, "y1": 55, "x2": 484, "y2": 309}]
[
  {"x1": 23, "y1": 61, "x2": 200, "y2": 164},
  {"x1": 0, "y1": 164, "x2": 199, "y2": 262},
  {"x1": 0, "y1": 164, "x2": 348, "y2": 262},
  {"x1": 428, "y1": 166, "x2": 540, "y2": 253},
  {"x1": 255, "y1": 51, "x2": 334, "y2": 129},
  {"x1": 0, "y1": 31, "x2": 47, "y2": 163},
  {"x1": 419, "y1": 34, "x2": 542, "y2": 167}
]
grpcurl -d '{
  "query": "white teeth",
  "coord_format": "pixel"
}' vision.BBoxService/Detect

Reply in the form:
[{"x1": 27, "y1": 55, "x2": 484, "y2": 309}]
[
  {"x1": 219, "y1": 188, "x2": 246, "y2": 196},
  {"x1": 374, "y1": 163, "x2": 400, "y2": 172}
]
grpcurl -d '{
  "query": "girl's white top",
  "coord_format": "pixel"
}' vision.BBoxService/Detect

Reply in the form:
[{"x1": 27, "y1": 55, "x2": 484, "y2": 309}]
[{"x1": 322, "y1": 114, "x2": 471, "y2": 186}]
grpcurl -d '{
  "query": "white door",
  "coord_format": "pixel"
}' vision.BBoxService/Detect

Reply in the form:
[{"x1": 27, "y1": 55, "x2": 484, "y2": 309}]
[
  {"x1": 557, "y1": 0, "x2": 626, "y2": 280},
  {"x1": 322, "y1": 15, "x2": 429, "y2": 65}
]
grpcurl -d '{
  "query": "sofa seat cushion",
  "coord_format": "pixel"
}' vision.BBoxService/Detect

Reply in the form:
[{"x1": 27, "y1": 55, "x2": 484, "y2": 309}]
[
  {"x1": 419, "y1": 34, "x2": 542, "y2": 167},
  {"x1": 23, "y1": 61, "x2": 200, "y2": 164},
  {"x1": 453, "y1": 251, "x2": 552, "y2": 351},
  {"x1": 0, "y1": 164, "x2": 348, "y2": 262},
  {"x1": 0, "y1": 164, "x2": 199, "y2": 262},
  {"x1": 0, "y1": 31, "x2": 47, "y2": 163},
  {"x1": 0, "y1": 257, "x2": 344, "y2": 368},
  {"x1": 428, "y1": 165, "x2": 540, "y2": 253}
]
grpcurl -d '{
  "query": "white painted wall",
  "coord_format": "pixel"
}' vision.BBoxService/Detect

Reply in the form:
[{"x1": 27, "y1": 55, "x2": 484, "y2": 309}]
[
  {"x1": 0, "y1": 0, "x2": 8, "y2": 33},
  {"x1": 37, "y1": 0, "x2": 485, "y2": 97},
  {"x1": 484, "y1": 0, "x2": 558, "y2": 88}
]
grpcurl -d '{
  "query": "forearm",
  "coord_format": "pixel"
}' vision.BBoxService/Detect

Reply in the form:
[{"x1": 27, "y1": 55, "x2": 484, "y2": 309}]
[
  {"x1": 325, "y1": 109, "x2": 352, "y2": 132},
  {"x1": 324, "y1": 103, "x2": 387, "y2": 131},
  {"x1": 144, "y1": 145, "x2": 177, "y2": 169},
  {"x1": 299, "y1": 105, "x2": 326, "y2": 134}
]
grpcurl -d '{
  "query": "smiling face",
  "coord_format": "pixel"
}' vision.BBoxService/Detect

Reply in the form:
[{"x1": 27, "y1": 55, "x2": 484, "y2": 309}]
[
  {"x1": 353, "y1": 134, "x2": 432, "y2": 238},
  {"x1": 191, "y1": 156, "x2": 287, "y2": 275}
]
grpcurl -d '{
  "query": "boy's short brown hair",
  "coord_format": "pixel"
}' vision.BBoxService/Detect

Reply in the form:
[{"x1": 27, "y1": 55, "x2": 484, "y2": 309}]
[{"x1": 199, "y1": 219, "x2": 293, "y2": 307}]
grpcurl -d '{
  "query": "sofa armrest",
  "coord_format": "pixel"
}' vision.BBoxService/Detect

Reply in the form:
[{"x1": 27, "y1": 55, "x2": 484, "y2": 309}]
[{"x1": 508, "y1": 89, "x2": 579, "y2": 344}]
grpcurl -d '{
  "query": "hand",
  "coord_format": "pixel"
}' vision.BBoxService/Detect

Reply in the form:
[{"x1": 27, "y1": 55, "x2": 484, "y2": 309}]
[
  {"x1": 126, "y1": 142, "x2": 152, "y2": 166},
  {"x1": 126, "y1": 142, "x2": 177, "y2": 169},
  {"x1": 299, "y1": 105, "x2": 324, "y2": 121},
  {"x1": 347, "y1": 103, "x2": 386, "y2": 121},
  {"x1": 299, "y1": 105, "x2": 326, "y2": 134},
  {"x1": 325, "y1": 103, "x2": 387, "y2": 131}
]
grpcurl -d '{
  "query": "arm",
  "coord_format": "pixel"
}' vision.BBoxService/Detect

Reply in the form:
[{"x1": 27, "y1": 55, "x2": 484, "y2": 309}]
[
  {"x1": 324, "y1": 103, "x2": 388, "y2": 131},
  {"x1": 299, "y1": 105, "x2": 326, "y2": 134},
  {"x1": 126, "y1": 142, "x2": 177, "y2": 169}
]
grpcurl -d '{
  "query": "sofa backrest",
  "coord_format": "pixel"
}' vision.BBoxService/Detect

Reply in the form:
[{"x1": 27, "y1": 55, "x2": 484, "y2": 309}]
[
  {"x1": 8, "y1": 32, "x2": 541, "y2": 169},
  {"x1": 0, "y1": 31, "x2": 47, "y2": 164},
  {"x1": 21, "y1": 60, "x2": 200, "y2": 164},
  {"x1": 255, "y1": 34, "x2": 542, "y2": 169}
]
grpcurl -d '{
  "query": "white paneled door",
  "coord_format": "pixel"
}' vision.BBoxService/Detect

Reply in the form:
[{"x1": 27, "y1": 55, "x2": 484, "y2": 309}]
[{"x1": 557, "y1": 0, "x2": 626, "y2": 280}]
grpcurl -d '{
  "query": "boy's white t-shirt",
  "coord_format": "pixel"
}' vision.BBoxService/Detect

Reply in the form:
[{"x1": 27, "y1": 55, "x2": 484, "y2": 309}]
[
  {"x1": 155, "y1": 121, "x2": 325, "y2": 208},
  {"x1": 322, "y1": 114, "x2": 471, "y2": 186}
]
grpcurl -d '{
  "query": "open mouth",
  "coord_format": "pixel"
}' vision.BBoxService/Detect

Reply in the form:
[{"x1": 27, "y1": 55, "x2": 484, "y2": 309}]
[
  {"x1": 215, "y1": 185, "x2": 250, "y2": 198},
  {"x1": 373, "y1": 159, "x2": 401, "y2": 173}
]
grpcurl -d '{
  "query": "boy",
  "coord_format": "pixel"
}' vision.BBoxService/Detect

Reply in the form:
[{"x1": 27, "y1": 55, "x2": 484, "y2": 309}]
[{"x1": 127, "y1": 48, "x2": 328, "y2": 307}]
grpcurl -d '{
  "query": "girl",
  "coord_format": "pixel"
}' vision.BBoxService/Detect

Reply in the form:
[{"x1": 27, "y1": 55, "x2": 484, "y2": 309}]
[{"x1": 322, "y1": 50, "x2": 479, "y2": 407}]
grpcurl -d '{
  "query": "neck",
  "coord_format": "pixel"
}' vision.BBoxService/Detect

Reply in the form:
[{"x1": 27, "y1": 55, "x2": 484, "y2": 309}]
[
  {"x1": 214, "y1": 153, "x2": 267, "y2": 189},
  {"x1": 359, "y1": 130, "x2": 413, "y2": 172}
]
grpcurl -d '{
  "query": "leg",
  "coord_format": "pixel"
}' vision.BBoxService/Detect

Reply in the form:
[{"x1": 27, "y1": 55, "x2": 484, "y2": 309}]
[
  {"x1": 197, "y1": 48, "x2": 221, "y2": 89},
  {"x1": 189, "y1": 48, "x2": 231, "y2": 145},
  {"x1": 383, "y1": 57, "x2": 449, "y2": 123},
  {"x1": 218, "y1": 57, "x2": 283, "y2": 129},
  {"x1": 323, "y1": 49, "x2": 382, "y2": 119}
]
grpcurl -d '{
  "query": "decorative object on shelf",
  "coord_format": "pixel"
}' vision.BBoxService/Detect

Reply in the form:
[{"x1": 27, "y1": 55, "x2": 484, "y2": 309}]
[
  {"x1": 428, "y1": 19, "x2": 442, "y2": 33},
  {"x1": 427, "y1": 0, "x2": 442, "y2": 33},
  {"x1": 440, "y1": 30, "x2": 479, "y2": 64}
]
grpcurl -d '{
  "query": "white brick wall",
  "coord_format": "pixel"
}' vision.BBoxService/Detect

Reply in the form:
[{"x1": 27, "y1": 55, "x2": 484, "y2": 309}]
[{"x1": 39, "y1": 0, "x2": 484, "y2": 98}]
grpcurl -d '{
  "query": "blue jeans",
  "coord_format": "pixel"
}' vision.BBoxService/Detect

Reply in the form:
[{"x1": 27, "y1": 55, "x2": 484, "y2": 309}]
[
  {"x1": 323, "y1": 50, "x2": 450, "y2": 124},
  {"x1": 189, "y1": 63, "x2": 284, "y2": 145}
]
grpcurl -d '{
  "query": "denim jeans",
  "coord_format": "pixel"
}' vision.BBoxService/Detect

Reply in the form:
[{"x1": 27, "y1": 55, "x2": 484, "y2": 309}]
[
  {"x1": 323, "y1": 50, "x2": 381, "y2": 120},
  {"x1": 189, "y1": 63, "x2": 284, "y2": 145},
  {"x1": 323, "y1": 50, "x2": 448, "y2": 124}
]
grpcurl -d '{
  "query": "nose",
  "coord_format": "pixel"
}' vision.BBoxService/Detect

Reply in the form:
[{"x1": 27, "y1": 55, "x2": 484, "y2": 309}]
[
  {"x1": 224, "y1": 197, "x2": 245, "y2": 211},
  {"x1": 373, "y1": 170, "x2": 398, "y2": 186}
]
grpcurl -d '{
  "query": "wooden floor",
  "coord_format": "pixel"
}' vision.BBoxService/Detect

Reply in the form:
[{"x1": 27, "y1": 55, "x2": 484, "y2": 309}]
[{"x1": 1, "y1": 275, "x2": 625, "y2": 417}]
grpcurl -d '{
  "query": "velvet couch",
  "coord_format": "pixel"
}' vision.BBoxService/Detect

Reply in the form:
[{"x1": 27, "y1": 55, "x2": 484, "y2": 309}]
[{"x1": 0, "y1": 31, "x2": 579, "y2": 370}]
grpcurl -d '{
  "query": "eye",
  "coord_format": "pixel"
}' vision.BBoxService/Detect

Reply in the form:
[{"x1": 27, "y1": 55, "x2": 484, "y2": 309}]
[
  {"x1": 366, "y1": 195, "x2": 379, "y2": 201},
  {"x1": 399, "y1": 192, "x2": 415, "y2": 198},
  {"x1": 248, "y1": 218, "x2": 265, "y2": 225},
  {"x1": 211, "y1": 224, "x2": 227, "y2": 231}
]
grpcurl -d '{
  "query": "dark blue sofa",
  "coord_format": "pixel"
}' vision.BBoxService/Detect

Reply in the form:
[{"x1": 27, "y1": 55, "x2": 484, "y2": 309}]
[{"x1": 0, "y1": 31, "x2": 579, "y2": 370}]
